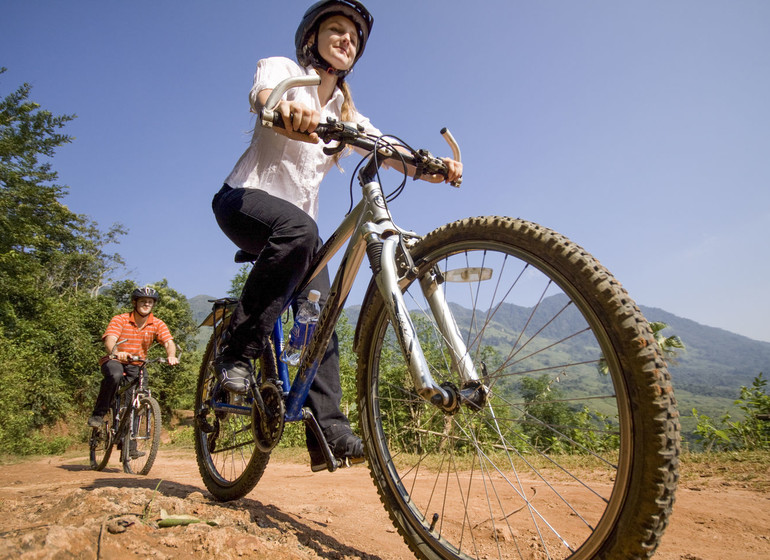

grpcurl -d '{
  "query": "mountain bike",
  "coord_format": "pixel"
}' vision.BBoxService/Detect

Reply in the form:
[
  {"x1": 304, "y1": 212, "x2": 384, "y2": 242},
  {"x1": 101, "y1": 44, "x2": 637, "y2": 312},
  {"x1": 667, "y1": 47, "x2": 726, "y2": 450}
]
[
  {"x1": 89, "y1": 356, "x2": 164, "y2": 475},
  {"x1": 194, "y1": 74, "x2": 680, "y2": 560}
]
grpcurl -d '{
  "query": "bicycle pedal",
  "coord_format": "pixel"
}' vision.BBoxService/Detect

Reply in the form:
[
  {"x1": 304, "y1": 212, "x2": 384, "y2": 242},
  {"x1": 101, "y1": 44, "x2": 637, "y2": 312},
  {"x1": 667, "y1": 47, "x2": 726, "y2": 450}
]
[
  {"x1": 311, "y1": 456, "x2": 365, "y2": 472},
  {"x1": 342, "y1": 456, "x2": 366, "y2": 468}
]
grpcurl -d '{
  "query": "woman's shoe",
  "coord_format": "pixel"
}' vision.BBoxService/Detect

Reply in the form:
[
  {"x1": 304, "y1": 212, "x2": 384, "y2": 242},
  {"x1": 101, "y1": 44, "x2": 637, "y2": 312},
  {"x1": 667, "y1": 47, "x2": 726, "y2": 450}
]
[
  {"x1": 309, "y1": 431, "x2": 365, "y2": 472},
  {"x1": 214, "y1": 357, "x2": 252, "y2": 394}
]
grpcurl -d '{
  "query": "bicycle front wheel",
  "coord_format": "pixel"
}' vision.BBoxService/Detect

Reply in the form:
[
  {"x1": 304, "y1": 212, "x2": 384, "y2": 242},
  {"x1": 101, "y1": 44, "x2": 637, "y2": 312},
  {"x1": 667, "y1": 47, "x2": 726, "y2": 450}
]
[
  {"x1": 194, "y1": 327, "x2": 271, "y2": 501},
  {"x1": 123, "y1": 396, "x2": 161, "y2": 475},
  {"x1": 89, "y1": 410, "x2": 114, "y2": 471},
  {"x1": 356, "y1": 216, "x2": 680, "y2": 560}
]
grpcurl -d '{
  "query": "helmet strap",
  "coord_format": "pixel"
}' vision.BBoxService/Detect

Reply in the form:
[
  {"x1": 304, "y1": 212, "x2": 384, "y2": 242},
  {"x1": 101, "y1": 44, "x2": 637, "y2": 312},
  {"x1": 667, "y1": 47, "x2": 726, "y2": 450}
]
[{"x1": 307, "y1": 33, "x2": 351, "y2": 78}]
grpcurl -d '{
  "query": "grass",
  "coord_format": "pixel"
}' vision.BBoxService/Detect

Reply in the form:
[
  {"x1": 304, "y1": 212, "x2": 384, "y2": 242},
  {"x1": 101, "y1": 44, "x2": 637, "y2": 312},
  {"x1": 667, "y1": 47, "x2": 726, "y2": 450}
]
[
  {"x1": 678, "y1": 450, "x2": 770, "y2": 491},
  {"x1": 4, "y1": 423, "x2": 769, "y2": 493}
]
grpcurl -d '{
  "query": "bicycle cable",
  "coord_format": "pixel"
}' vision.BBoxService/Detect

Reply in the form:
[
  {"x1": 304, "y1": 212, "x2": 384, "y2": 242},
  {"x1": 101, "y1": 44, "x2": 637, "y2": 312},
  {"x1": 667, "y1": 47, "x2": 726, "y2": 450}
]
[{"x1": 373, "y1": 134, "x2": 412, "y2": 203}]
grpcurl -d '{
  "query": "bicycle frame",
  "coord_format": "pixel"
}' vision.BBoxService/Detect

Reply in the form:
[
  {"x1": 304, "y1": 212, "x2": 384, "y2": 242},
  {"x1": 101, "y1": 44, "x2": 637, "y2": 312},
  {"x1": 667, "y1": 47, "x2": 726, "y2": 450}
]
[
  {"x1": 111, "y1": 371, "x2": 146, "y2": 458},
  {"x1": 285, "y1": 162, "x2": 484, "y2": 421},
  {"x1": 206, "y1": 73, "x2": 480, "y2": 434},
  {"x1": 210, "y1": 155, "x2": 481, "y2": 426}
]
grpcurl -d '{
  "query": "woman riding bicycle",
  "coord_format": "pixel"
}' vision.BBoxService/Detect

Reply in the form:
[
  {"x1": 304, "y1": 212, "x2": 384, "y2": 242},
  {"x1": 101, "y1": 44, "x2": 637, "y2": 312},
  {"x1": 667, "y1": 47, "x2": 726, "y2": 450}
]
[{"x1": 212, "y1": 0, "x2": 461, "y2": 470}]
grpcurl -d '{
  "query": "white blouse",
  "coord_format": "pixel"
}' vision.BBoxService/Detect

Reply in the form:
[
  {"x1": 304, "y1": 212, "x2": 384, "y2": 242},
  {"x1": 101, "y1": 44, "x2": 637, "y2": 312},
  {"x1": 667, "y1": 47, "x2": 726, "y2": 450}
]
[{"x1": 224, "y1": 57, "x2": 380, "y2": 220}]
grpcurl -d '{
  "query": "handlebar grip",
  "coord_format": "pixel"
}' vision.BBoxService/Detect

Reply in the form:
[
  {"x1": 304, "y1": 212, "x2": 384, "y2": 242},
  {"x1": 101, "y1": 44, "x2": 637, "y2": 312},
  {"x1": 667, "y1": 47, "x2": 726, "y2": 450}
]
[
  {"x1": 440, "y1": 128, "x2": 461, "y2": 163},
  {"x1": 108, "y1": 354, "x2": 138, "y2": 361},
  {"x1": 260, "y1": 109, "x2": 334, "y2": 140},
  {"x1": 262, "y1": 108, "x2": 286, "y2": 129}
]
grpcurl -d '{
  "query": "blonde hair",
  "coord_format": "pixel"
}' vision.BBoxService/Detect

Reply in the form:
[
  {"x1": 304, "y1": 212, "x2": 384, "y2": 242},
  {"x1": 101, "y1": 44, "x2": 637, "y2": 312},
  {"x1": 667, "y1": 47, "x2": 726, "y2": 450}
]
[{"x1": 339, "y1": 80, "x2": 356, "y2": 121}]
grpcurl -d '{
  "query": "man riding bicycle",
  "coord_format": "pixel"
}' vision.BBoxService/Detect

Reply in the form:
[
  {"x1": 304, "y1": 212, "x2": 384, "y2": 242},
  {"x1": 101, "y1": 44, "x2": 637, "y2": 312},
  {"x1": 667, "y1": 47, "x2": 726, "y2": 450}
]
[{"x1": 88, "y1": 287, "x2": 178, "y2": 456}]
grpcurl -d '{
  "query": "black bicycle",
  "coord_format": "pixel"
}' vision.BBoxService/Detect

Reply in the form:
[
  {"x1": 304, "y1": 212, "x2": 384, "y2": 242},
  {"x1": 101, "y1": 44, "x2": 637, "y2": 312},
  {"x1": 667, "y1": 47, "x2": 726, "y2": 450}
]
[{"x1": 89, "y1": 356, "x2": 164, "y2": 475}]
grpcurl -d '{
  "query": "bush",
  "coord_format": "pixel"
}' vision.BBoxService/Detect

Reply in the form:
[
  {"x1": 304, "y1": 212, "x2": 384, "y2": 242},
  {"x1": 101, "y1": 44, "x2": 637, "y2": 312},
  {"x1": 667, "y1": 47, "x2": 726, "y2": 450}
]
[{"x1": 692, "y1": 373, "x2": 770, "y2": 451}]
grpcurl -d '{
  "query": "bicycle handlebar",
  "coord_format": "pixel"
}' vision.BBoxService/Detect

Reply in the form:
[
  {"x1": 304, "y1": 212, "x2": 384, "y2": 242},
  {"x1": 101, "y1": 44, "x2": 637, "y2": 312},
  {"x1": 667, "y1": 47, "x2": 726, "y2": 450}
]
[
  {"x1": 109, "y1": 355, "x2": 174, "y2": 365},
  {"x1": 260, "y1": 75, "x2": 322, "y2": 127},
  {"x1": 259, "y1": 75, "x2": 462, "y2": 187}
]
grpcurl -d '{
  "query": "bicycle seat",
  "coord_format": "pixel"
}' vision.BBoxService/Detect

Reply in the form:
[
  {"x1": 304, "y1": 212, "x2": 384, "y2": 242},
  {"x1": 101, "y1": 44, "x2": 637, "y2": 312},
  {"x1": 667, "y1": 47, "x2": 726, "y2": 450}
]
[{"x1": 234, "y1": 250, "x2": 258, "y2": 263}]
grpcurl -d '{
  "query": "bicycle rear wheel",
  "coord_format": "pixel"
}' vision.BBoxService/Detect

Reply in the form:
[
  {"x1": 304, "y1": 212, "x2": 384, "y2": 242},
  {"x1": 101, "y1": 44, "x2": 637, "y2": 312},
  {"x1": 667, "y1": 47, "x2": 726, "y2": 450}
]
[
  {"x1": 123, "y1": 396, "x2": 161, "y2": 475},
  {"x1": 194, "y1": 322, "x2": 272, "y2": 501},
  {"x1": 89, "y1": 411, "x2": 114, "y2": 471},
  {"x1": 356, "y1": 216, "x2": 680, "y2": 560}
]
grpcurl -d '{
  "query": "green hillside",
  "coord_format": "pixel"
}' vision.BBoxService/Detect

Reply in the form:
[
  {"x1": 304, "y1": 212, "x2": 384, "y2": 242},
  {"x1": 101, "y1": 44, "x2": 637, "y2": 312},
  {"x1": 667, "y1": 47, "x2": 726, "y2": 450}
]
[
  {"x1": 449, "y1": 296, "x2": 769, "y2": 440},
  {"x1": 638, "y1": 306, "x2": 770, "y2": 440},
  {"x1": 192, "y1": 293, "x2": 769, "y2": 443}
]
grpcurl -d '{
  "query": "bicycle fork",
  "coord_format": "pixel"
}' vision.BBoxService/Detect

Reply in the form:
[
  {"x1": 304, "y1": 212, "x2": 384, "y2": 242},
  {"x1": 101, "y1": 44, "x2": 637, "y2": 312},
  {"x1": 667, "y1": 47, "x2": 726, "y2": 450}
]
[{"x1": 365, "y1": 200, "x2": 487, "y2": 413}]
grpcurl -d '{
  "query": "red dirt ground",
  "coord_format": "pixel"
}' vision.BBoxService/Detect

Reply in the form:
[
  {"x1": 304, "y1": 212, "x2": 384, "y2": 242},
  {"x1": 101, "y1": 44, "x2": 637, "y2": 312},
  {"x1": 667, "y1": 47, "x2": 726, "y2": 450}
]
[{"x1": 0, "y1": 448, "x2": 768, "y2": 559}]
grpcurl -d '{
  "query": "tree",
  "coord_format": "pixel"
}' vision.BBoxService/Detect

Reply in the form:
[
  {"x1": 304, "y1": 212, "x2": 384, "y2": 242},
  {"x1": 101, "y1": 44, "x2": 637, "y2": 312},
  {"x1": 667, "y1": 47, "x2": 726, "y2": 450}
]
[
  {"x1": 0, "y1": 68, "x2": 125, "y2": 327},
  {"x1": 519, "y1": 375, "x2": 579, "y2": 452},
  {"x1": 227, "y1": 264, "x2": 251, "y2": 298},
  {"x1": 0, "y1": 71, "x2": 209, "y2": 454},
  {"x1": 649, "y1": 321, "x2": 686, "y2": 365},
  {"x1": 0, "y1": 70, "x2": 127, "y2": 453},
  {"x1": 0, "y1": 68, "x2": 75, "y2": 256}
]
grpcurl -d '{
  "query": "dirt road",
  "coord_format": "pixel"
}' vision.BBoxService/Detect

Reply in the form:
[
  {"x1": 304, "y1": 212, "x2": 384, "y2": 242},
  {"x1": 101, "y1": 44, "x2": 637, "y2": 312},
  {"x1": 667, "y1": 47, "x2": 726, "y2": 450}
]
[{"x1": 0, "y1": 448, "x2": 768, "y2": 559}]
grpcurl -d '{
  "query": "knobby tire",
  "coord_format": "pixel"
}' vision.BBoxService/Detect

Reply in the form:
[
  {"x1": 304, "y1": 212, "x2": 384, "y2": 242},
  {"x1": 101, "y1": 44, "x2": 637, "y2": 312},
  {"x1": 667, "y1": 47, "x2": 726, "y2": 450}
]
[
  {"x1": 123, "y1": 396, "x2": 161, "y2": 475},
  {"x1": 89, "y1": 410, "x2": 114, "y2": 471},
  {"x1": 355, "y1": 216, "x2": 680, "y2": 560},
  {"x1": 194, "y1": 322, "x2": 272, "y2": 501}
]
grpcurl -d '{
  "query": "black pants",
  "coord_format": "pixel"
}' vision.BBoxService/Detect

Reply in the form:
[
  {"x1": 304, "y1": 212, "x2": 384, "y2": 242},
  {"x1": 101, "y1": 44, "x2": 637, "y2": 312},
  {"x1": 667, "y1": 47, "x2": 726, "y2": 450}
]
[
  {"x1": 212, "y1": 185, "x2": 351, "y2": 442},
  {"x1": 93, "y1": 360, "x2": 142, "y2": 417}
]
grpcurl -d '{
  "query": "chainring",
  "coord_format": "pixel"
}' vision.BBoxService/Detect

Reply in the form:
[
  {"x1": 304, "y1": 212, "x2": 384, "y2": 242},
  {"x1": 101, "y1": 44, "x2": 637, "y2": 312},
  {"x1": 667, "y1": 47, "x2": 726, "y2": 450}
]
[{"x1": 251, "y1": 381, "x2": 285, "y2": 452}]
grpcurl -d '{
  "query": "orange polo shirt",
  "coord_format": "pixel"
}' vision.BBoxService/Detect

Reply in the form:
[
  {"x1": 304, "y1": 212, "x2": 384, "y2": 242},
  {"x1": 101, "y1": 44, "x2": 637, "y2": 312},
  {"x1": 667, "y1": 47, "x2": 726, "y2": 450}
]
[{"x1": 102, "y1": 311, "x2": 173, "y2": 362}]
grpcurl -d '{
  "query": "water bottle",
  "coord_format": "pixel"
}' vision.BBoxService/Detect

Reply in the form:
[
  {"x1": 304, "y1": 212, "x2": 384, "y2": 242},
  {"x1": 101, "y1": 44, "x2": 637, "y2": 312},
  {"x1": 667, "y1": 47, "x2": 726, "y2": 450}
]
[{"x1": 280, "y1": 290, "x2": 321, "y2": 366}]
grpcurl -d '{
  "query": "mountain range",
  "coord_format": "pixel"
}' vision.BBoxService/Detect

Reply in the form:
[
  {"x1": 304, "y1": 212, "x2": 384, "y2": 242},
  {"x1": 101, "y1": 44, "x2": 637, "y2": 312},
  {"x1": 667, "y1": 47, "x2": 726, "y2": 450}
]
[{"x1": 188, "y1": 294, "x2": 770, "y2": 440}]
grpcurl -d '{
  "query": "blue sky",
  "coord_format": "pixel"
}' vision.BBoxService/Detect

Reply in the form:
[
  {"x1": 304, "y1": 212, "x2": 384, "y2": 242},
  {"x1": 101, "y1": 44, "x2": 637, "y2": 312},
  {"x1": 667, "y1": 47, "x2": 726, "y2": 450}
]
[{"x1": 3, "y1": 1, "x2": 769, "y2": 342}]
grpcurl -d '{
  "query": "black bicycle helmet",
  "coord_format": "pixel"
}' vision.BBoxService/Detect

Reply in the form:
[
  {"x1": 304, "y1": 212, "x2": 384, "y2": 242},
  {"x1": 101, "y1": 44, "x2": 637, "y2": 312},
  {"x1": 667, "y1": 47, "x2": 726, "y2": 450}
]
[
  {"x1": 295, "y1": 0, "x2": 373, "y2": 77},
  {"x1": 131, "y1": 287, "x2": 159, "y2": 302}
]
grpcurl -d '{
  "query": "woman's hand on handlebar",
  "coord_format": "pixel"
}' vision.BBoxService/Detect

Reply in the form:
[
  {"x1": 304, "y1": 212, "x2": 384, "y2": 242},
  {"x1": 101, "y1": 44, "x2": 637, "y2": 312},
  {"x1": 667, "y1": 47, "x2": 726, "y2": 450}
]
[
  {"x1": 257, "y1": 90, "x2": 320, "y2": 144},
  {"x1": 422, "y1": 157, "x2": 463, "y2": 185}
]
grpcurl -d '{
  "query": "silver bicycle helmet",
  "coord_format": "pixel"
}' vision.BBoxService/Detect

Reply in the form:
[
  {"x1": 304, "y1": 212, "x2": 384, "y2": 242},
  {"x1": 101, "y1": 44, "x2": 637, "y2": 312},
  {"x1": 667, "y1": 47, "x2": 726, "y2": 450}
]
[
  {"x1": 131, "y1": 287, "x2": 159, "y2": 302},
  {"x1": 295, "y1": 0, "x2": 373, "y2": 77}
]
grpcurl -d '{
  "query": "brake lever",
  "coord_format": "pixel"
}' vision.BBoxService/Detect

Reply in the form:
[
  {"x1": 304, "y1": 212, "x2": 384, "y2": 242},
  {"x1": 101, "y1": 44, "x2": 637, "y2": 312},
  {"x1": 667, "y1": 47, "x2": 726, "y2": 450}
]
[
  {"x1": 318, "y1": 119, "x2": 363, "y2": 155},
  {"x1": 411, "y1": 149, "x2": 435, "y2": 182},
  {"x1": 323, "y1": 143, "x2": 346, "y2": 156}
]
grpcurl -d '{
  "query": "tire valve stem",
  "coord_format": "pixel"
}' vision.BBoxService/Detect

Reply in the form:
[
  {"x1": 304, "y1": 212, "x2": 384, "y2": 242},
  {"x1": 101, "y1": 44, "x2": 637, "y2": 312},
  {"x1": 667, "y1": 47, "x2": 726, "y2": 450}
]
[{"x1": 429, "y1": 513, "x2": 439, "y2": 532}]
